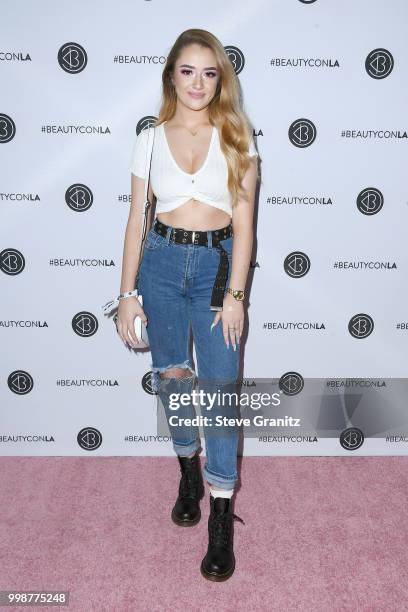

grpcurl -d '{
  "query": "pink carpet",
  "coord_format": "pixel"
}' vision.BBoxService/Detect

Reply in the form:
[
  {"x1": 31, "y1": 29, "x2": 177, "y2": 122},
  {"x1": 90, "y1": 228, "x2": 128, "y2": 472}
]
[{"x1": 1, "y1": 456, "x2": 408, "y2": 611}]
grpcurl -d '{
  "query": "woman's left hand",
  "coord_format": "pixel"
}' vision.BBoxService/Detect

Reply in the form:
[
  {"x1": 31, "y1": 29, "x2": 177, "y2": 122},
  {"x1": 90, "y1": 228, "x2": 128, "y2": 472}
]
[{"x1": 211, "y1": 293, "x2": 244, "y2": 350}]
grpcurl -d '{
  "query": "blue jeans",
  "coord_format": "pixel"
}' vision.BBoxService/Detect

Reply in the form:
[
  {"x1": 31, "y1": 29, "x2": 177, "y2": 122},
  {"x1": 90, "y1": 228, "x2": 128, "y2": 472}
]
[{"x1": 138, "y1": 221, "x2": 240, "y2": 490}]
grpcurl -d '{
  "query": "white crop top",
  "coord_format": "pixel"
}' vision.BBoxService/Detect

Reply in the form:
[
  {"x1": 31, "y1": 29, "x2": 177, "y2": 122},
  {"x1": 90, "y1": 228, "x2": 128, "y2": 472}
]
[{"x1": 129, "y1": 121, "x2": 258, "y2": 217}]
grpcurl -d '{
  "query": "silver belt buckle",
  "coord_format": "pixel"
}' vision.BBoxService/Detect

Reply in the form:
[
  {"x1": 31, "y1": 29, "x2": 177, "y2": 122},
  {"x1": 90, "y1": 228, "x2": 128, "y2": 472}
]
[{"x1": 191, "y1": 231, "x2": 196, "y2": 243}]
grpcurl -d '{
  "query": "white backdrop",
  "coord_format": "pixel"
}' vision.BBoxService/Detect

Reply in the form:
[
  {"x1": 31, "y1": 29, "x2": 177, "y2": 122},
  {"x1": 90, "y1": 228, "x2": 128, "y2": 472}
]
[{"x1": 1, "y1": 0, "x2": 407, "y2": 456}]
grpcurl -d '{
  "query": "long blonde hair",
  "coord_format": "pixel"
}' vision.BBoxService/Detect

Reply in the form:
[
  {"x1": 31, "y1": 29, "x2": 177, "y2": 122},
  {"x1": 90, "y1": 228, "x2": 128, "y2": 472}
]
[{"x1": 155, "y1": 28, "x2": 258, "y2": 209}]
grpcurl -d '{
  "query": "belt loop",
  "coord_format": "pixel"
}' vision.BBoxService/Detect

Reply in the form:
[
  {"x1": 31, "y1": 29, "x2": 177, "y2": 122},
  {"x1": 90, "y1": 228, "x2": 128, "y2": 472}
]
[
  {"x1": 165, "y1": 225, "x2": 172, "y2": 245},
  {"x1": 207, "y1": 229, "x2": 213, "y2": 250}
]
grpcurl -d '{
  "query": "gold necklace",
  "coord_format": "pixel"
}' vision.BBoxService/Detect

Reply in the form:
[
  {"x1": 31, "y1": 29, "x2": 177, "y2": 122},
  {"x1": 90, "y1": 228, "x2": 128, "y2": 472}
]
[
  {"x1": 185, "y1": 127, "x2": 199, "y2": 136},
  {"x1": 185, "y1": 124, "x2": 211, "y2": 137}
]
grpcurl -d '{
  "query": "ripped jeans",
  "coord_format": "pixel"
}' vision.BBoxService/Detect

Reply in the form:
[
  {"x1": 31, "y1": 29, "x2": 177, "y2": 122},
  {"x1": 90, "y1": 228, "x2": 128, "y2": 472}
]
[{"x1": 138, "y1": 221, "x2": 240, "y2": 490}]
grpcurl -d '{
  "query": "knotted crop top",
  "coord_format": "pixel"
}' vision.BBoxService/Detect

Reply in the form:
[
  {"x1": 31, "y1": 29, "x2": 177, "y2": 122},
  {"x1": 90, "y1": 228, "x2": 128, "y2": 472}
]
[{"x1": 129, "y1": 121, "x2": 258, "y2": 217}]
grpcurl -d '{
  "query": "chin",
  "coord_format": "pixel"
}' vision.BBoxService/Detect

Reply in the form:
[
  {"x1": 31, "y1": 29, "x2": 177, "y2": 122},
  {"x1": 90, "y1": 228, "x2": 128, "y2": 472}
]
[{"x1": 183, "y1": 99, "x2": 208, "y2": 110}]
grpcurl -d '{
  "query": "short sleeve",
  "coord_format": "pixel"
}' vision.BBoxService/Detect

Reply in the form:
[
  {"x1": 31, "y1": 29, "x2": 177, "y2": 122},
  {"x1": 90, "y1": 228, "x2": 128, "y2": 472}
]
[
  {"x1": 129, "y1": 128, "x2": 149, "y2": 178},
  {"x1": 248, "y1": 135, "x2": 258, "y2": 157}
]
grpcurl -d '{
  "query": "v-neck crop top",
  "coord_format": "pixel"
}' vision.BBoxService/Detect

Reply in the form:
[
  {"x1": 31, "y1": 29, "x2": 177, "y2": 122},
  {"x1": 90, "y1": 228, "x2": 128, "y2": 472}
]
[{"x1": 129, "y1": 121, "x2": 258, "y2": 217}]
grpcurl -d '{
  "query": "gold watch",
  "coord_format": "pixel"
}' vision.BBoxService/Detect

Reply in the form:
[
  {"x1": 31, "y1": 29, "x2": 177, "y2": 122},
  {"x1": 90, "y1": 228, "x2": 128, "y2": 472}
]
[{"x1": 226, "y1": 287, "x2": 245, "y2": 301}]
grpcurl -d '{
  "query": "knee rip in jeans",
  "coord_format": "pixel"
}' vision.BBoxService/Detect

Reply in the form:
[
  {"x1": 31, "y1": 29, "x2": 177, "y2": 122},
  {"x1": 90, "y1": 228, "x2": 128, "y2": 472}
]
[{"x1": 150, "y1": 360, "x2": 196, "y2": 394}]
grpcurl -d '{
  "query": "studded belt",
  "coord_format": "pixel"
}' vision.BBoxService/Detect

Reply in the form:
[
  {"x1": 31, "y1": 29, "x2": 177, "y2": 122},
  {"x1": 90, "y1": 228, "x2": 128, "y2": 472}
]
[{"x1": 152, "y1": 218, "x2": 233, "y2": 311}]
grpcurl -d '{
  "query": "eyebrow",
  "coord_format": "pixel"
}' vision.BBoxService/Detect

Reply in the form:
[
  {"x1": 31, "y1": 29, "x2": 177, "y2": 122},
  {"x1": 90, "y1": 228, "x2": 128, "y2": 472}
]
[{"x1": 179, "y1": 64, "x2": 218, "y2": 70}]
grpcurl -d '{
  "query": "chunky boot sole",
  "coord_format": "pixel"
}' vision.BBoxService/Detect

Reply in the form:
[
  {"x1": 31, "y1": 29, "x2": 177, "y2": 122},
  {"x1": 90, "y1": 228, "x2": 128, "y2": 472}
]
[
  {"x1": 171, "y1": 507, "x2": 201, "y2": 526},
  {"x1": 171, "y1": 487, "x2": 205, "y2": 526},
  {"x1": 200, "y1": 557, "x2": 236, "y2": 582}
]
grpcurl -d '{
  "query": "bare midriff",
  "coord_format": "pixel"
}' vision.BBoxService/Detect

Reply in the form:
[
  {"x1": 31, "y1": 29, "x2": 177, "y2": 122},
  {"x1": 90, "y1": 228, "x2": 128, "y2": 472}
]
[{"x1": 156, "y1": 198, "x2": 231, "y2": 231}]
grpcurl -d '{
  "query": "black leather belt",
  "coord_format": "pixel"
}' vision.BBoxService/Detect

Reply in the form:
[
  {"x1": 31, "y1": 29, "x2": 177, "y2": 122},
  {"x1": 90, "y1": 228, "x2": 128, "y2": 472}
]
[{"x1": 152, "y1": 218, "x2": 233, "y2": 311}]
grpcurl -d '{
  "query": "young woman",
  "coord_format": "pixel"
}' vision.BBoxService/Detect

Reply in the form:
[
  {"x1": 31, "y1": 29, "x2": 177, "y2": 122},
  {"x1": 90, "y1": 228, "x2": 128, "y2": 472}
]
[{"x1": 117, "y1": 29, "x2": 258, "y2": 582}]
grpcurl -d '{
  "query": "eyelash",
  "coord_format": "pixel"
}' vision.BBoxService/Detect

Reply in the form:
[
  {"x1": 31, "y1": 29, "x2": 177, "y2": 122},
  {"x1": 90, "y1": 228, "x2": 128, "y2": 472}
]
[{"x1": 180, "y1": 69, "x2": 217, "y2": 78}]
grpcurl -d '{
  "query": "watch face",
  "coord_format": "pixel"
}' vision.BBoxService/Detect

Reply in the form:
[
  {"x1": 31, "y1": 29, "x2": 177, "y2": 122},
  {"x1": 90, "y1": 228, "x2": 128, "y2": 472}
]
[{"x1": 227, "y1": 288, "x2": 245, "y2": 300}]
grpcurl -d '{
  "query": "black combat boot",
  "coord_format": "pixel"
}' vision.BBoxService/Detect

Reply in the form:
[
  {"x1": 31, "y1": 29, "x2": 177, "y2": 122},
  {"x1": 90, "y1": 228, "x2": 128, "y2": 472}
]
[
  {"x1": 171, "y1": 451, "x2": 205, "y2": 526},
  {"x1": 200, "y1": 495, "x2": 245, "y2": 581}
]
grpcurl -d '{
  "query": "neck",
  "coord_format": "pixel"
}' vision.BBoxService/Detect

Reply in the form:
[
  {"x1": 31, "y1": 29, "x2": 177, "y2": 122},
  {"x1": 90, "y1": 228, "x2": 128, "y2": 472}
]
[{"x1": 170, "y1": 106, "x2": 211, "y2": 129}]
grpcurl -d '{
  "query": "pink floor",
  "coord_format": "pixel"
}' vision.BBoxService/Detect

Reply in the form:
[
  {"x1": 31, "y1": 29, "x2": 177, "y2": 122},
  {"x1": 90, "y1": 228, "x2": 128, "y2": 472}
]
[{"x1": 1, "y1": 456, "x2": 408, "y2": 611}]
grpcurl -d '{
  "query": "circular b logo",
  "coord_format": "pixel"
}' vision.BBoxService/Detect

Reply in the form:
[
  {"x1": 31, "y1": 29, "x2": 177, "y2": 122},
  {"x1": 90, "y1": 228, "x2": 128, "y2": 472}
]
[
  {"x1": 356, "y1": 188, "x2": 384, "y2": 216},
  {"x1": 279, "y1": 372, "x2": 304, "y2": 396},
  {"x1": 58, "y1": 42, "x2": 87, "y2": 74},
  {"x1": 365, "y1": 48, "x2": 393, "y2": 79},
  {"x1": 66, "y1": 184, "x2": 94, "y2": 212},
  {"x1": 136, "y1": 116, "x2": 158, "y2": 136},
  {"x1": 224, "y1": 46, "x2": 245, "y2": 75},
  {"x1": 284, "y1": 251, "x2": 310, "y2": 278},
  {"x1": 289, "y1": 118, "x2": 317, "y2": 148},
  {"x1": 0, "y1": 248, "x2": 25, "y2": 275},
  {"x1": 8, "y1": 370, "x2": 34, "y2": 395},
  {"x1": 348, "y1": 314, "x2": 374, "y2": 339},
  {"x1": 77, "y1": 427, "x2": 102, "y2": 451},
  {"x1": 142, "y1": 372, "x2": 158, "y2": 395},
  {"x1": 340, "y1": 427, "x2": 364, "y2": 450},
  {"x1": 0, "y1": 113, "x2": 16, "y2": 143},
  {"x1": 72, "y1": 312, "x2": 99, "y2": 337}
]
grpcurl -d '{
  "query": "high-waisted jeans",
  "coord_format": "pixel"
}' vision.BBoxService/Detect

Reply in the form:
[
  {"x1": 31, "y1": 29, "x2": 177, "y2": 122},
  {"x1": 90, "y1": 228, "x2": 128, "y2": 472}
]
[{"x1": 138, "y1": 221, "x2": 240, "y2": 489}]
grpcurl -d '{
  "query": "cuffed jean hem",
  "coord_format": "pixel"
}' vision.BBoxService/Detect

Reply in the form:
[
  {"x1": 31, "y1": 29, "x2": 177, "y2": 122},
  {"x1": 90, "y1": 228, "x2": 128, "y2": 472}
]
[
  {"x1": 173, "y1": 437, "x2": 200, "y2": 457},
  {"x1": 202, "y1": 465, "x2": 238, "y2": 490}
]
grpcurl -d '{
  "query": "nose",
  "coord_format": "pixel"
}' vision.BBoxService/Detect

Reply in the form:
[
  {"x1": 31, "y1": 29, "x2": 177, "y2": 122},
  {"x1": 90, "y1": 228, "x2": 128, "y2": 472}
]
[{"x1": 192, "y1": 73, "x2": 204, "y2": 88}]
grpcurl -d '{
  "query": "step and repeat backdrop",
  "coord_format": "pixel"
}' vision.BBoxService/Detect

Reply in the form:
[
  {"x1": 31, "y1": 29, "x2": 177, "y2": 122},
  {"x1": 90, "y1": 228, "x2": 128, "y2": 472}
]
[{"x1": 1, "y1": 0, "x2": 407, "y2": 456}]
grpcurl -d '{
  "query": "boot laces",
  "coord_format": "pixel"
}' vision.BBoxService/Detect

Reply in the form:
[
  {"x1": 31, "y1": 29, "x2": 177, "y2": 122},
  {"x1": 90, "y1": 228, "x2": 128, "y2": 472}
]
[
  {"x1": 210, "y1": 511, "x2": 245, "y2": 547},
  {"x1": 179, "y1": 461, "x2": 199, "y2": 498}
]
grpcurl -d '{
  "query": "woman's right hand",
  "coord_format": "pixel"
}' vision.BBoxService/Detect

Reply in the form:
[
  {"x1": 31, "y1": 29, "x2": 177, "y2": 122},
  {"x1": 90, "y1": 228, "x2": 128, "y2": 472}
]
[{"x1": 116, "y1": 297, "x2": 148, "y2": 348}]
